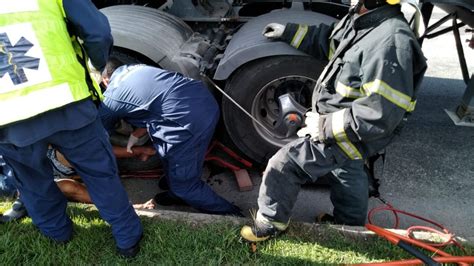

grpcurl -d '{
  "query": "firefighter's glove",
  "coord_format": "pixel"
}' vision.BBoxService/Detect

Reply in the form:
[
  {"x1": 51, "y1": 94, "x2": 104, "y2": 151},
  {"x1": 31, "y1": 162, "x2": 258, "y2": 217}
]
[
  {"x1": 263, "y1": 23, "x2": 285, "y2": 39},
  {"x1": 297, "y1": 111, "x2": 320, "y2": 141},
  {"x1": 126, "y1": 134, "x2": 140, "y2": 153}
]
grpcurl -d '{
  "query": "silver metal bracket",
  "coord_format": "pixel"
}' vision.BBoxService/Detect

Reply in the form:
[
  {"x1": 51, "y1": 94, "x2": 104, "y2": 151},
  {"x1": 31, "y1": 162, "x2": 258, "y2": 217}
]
[{"x1": 445, "y1": 75, "x2": 474, "y2": 127}]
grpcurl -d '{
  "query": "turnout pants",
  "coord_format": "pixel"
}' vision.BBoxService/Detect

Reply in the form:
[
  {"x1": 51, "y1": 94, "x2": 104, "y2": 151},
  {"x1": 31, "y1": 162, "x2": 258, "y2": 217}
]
[
  {"x1": 0, "y1": 117, "x2": 142, "y2": 249},
  {"x1": 258, "y1": 137, "x2": 368, "y2": 226}
]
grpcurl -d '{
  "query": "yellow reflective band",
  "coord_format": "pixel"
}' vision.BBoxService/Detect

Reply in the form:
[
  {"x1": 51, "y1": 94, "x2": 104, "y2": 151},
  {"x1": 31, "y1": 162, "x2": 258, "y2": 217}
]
[
  {"x1": 0, "y1": 0, "x2": 39, "y2": 14},
  {"x1": 328, "y1": 40, "x2": 335, "y2": 60},
  {"x1": 362, "y1": 79, "x2": 416, "y2": 112},
  {"x1": 332, "y1": 109, "x2": 363, "y2": 160},
  {"x1": 386, "y1": 0, "x2": 400, "y2": 5},
  {"x1": 291, "y1": 25, "x2": 308, "y2": 49},
  {"x1": 0, "y1": 83, "x2": 74, "y2": 126},
  {"x1": 336, "y1": 82, "x2": 365, "y2": 98}
]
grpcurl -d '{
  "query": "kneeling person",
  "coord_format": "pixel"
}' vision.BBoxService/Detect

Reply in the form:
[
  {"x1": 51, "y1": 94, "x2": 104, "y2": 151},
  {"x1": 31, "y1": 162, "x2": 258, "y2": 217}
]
[{"x1": 99, "y1": 58, "x2": 241, "y2": 216}]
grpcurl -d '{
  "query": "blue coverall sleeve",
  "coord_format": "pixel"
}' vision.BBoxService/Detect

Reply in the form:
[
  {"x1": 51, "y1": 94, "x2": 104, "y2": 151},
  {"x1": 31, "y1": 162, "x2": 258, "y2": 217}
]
[
  {"x1": 98, "y1": 101, "x2": 121, "y2": 134},
  {"x1": 62, "y1": 0, "x2": 113, "y2": 71}
]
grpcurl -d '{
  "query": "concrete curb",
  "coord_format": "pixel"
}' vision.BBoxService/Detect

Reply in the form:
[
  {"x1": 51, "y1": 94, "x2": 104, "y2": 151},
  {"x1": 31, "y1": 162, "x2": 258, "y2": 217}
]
[
  {"x1": 136, "y1": 209, "x2": 245, "y2": 226},
  {"x1": 135, "y1": 209, "x2": 473, "y2": 245}
]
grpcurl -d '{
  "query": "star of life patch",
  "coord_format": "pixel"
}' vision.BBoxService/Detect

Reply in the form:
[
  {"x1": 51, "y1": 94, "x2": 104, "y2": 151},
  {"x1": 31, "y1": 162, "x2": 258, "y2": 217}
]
[{"x1": 0, "y1": 23, "x2": 52, "y2": 93}]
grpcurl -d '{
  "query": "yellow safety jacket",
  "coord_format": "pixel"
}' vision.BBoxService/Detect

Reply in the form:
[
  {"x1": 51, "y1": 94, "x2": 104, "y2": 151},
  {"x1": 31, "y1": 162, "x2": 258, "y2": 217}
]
[{"x1": 0, "y1": 0, "x2": 102, "y2": 126}]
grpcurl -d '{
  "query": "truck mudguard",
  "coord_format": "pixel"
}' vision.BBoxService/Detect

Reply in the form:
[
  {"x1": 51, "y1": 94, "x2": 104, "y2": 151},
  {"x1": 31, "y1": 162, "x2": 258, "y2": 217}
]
[{"x1": 214, "y1": 9, "x2": 338, "y2": 81}]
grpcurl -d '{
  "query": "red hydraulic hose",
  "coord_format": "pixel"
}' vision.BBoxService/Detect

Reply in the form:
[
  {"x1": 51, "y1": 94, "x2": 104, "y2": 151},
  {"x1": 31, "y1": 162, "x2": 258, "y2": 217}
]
[
  {"x1": 368, "y1": 200, "x2": 465, "y2": 252},
  {"x1": 362, "y1": 200, "x2": 470, "y2": 266},
  {"x1": 365, "y1": 224, "x2": 452, "y2": 257},
  {"x1": 356, "y1": 256, "x2": 474, "y2": 266}
]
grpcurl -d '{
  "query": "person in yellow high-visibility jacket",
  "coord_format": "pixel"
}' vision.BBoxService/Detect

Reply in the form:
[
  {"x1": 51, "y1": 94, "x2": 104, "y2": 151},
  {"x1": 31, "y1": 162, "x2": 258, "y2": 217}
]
[{"x1": 0, "y1": 0, "x2": 142, "y2": 257}]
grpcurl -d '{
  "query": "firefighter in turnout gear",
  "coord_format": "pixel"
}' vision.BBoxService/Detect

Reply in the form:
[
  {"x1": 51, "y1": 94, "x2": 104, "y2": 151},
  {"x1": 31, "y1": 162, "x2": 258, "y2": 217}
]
[{"x1": 241, "y1": 0, "x2": 427, "y2": 242}]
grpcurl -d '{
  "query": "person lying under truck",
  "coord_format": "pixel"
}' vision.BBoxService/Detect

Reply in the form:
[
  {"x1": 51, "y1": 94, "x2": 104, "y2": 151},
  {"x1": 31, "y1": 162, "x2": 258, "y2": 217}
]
[
  {"x1": 241, "y1": 0, "x2": 427, "y2": 242},
  {"x1": 98, "y1": 58, "x2": 242, "y2": 216},
  {"x1": 47, "y1": 145, "x2": 157, "y2": 204}
]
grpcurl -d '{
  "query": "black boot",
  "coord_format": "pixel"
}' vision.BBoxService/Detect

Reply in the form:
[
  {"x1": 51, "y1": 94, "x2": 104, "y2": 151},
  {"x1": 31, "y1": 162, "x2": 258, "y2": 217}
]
[
  {"x1": 316, "y1": 213, "x2": 335, "y2": 224},
  {"x1": 153, "y1": 191, "x2": 187, "y2": 206},
  {"x1": 117, "y1": 234, "x2": 143, "y2": 258},
  {"x1": 158, "y1": 177, "x2": 169, "y2": 191}
]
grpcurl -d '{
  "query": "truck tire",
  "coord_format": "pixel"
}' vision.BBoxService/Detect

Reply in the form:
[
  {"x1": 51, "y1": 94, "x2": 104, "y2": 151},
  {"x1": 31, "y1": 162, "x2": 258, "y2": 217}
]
[
  {"x1": 101, "y1": 5, "x2": 194, "y2": 75},
  {"x1": 111, "y1": 48, "x2": 155, "y2": 66},
  {"x1": 222, "y1": 55, "x2": 325, "y2": 164}
]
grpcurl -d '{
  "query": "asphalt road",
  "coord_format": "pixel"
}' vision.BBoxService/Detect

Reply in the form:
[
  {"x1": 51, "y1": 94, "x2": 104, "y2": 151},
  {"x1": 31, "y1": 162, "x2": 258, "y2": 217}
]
[{"x1": 124, "y1": 7, "x2": 474, "y2": 242}]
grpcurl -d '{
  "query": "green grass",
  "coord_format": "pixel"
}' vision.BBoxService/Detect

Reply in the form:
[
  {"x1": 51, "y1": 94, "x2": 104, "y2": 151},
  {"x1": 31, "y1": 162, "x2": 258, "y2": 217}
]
[{"x1": 0, "y1": 201, "x2": 471, "y2": 265}]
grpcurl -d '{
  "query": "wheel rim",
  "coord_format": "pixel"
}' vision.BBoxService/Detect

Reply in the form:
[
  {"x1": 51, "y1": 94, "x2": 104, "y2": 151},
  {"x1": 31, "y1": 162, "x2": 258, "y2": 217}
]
[{"x1": 251, "y1": 75, "x2": 316, "y2": 147}]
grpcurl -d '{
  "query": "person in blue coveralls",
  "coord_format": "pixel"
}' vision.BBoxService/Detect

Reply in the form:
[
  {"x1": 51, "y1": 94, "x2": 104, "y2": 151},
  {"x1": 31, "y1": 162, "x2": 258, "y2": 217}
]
[
  {"x1": 0, "y1": 0, "x2": 142, "y2": 258},
  {"x1": 99, "y1": 58, "x2": 242, "y2": 216}
]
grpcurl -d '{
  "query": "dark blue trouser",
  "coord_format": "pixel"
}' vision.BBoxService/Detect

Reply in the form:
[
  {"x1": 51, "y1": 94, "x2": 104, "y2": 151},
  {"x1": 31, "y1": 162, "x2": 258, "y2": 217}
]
[
  {"x1": 152, "y1": 118, "x2": 239, "y2": 215},
  {"x1": 258, "y1": 137, "x2": 369, "y2": 226},
  {"x1": 0, "y1": 118, "x2": 142, "y2": 249}
]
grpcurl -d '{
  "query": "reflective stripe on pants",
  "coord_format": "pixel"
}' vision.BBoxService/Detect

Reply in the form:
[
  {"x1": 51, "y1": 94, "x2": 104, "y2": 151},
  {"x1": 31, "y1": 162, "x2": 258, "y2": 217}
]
[{"x1": 257, "y1": 137, "x2": 368, "y2": 226}]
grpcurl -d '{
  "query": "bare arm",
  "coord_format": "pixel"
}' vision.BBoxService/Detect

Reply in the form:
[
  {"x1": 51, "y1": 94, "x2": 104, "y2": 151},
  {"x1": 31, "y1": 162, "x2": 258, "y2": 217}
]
[
  {"x1": 131, "y1": 128, "x2": 148, "y2": 138},
  {"x1": 113, "y1": 145, "x2": 156, "y2": 161}
]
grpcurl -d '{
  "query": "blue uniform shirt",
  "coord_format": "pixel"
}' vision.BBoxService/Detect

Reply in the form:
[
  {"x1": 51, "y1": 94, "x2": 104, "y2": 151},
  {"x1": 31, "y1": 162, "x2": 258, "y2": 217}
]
[
  {"x1": 99, "y1": 65, "x2": 219, "y2": 145},
  {"x1": 0, "y1": 0, "x2": 112, "y2": 147},
  {"x1": 63, "y1": 0, "x2": 113, "y2": 71}
]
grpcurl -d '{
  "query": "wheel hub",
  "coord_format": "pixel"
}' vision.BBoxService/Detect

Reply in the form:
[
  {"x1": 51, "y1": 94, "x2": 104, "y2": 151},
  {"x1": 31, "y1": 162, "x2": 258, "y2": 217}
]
[{"x1": 252, "y1": 75, "x2": 316, "y2": 147}]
